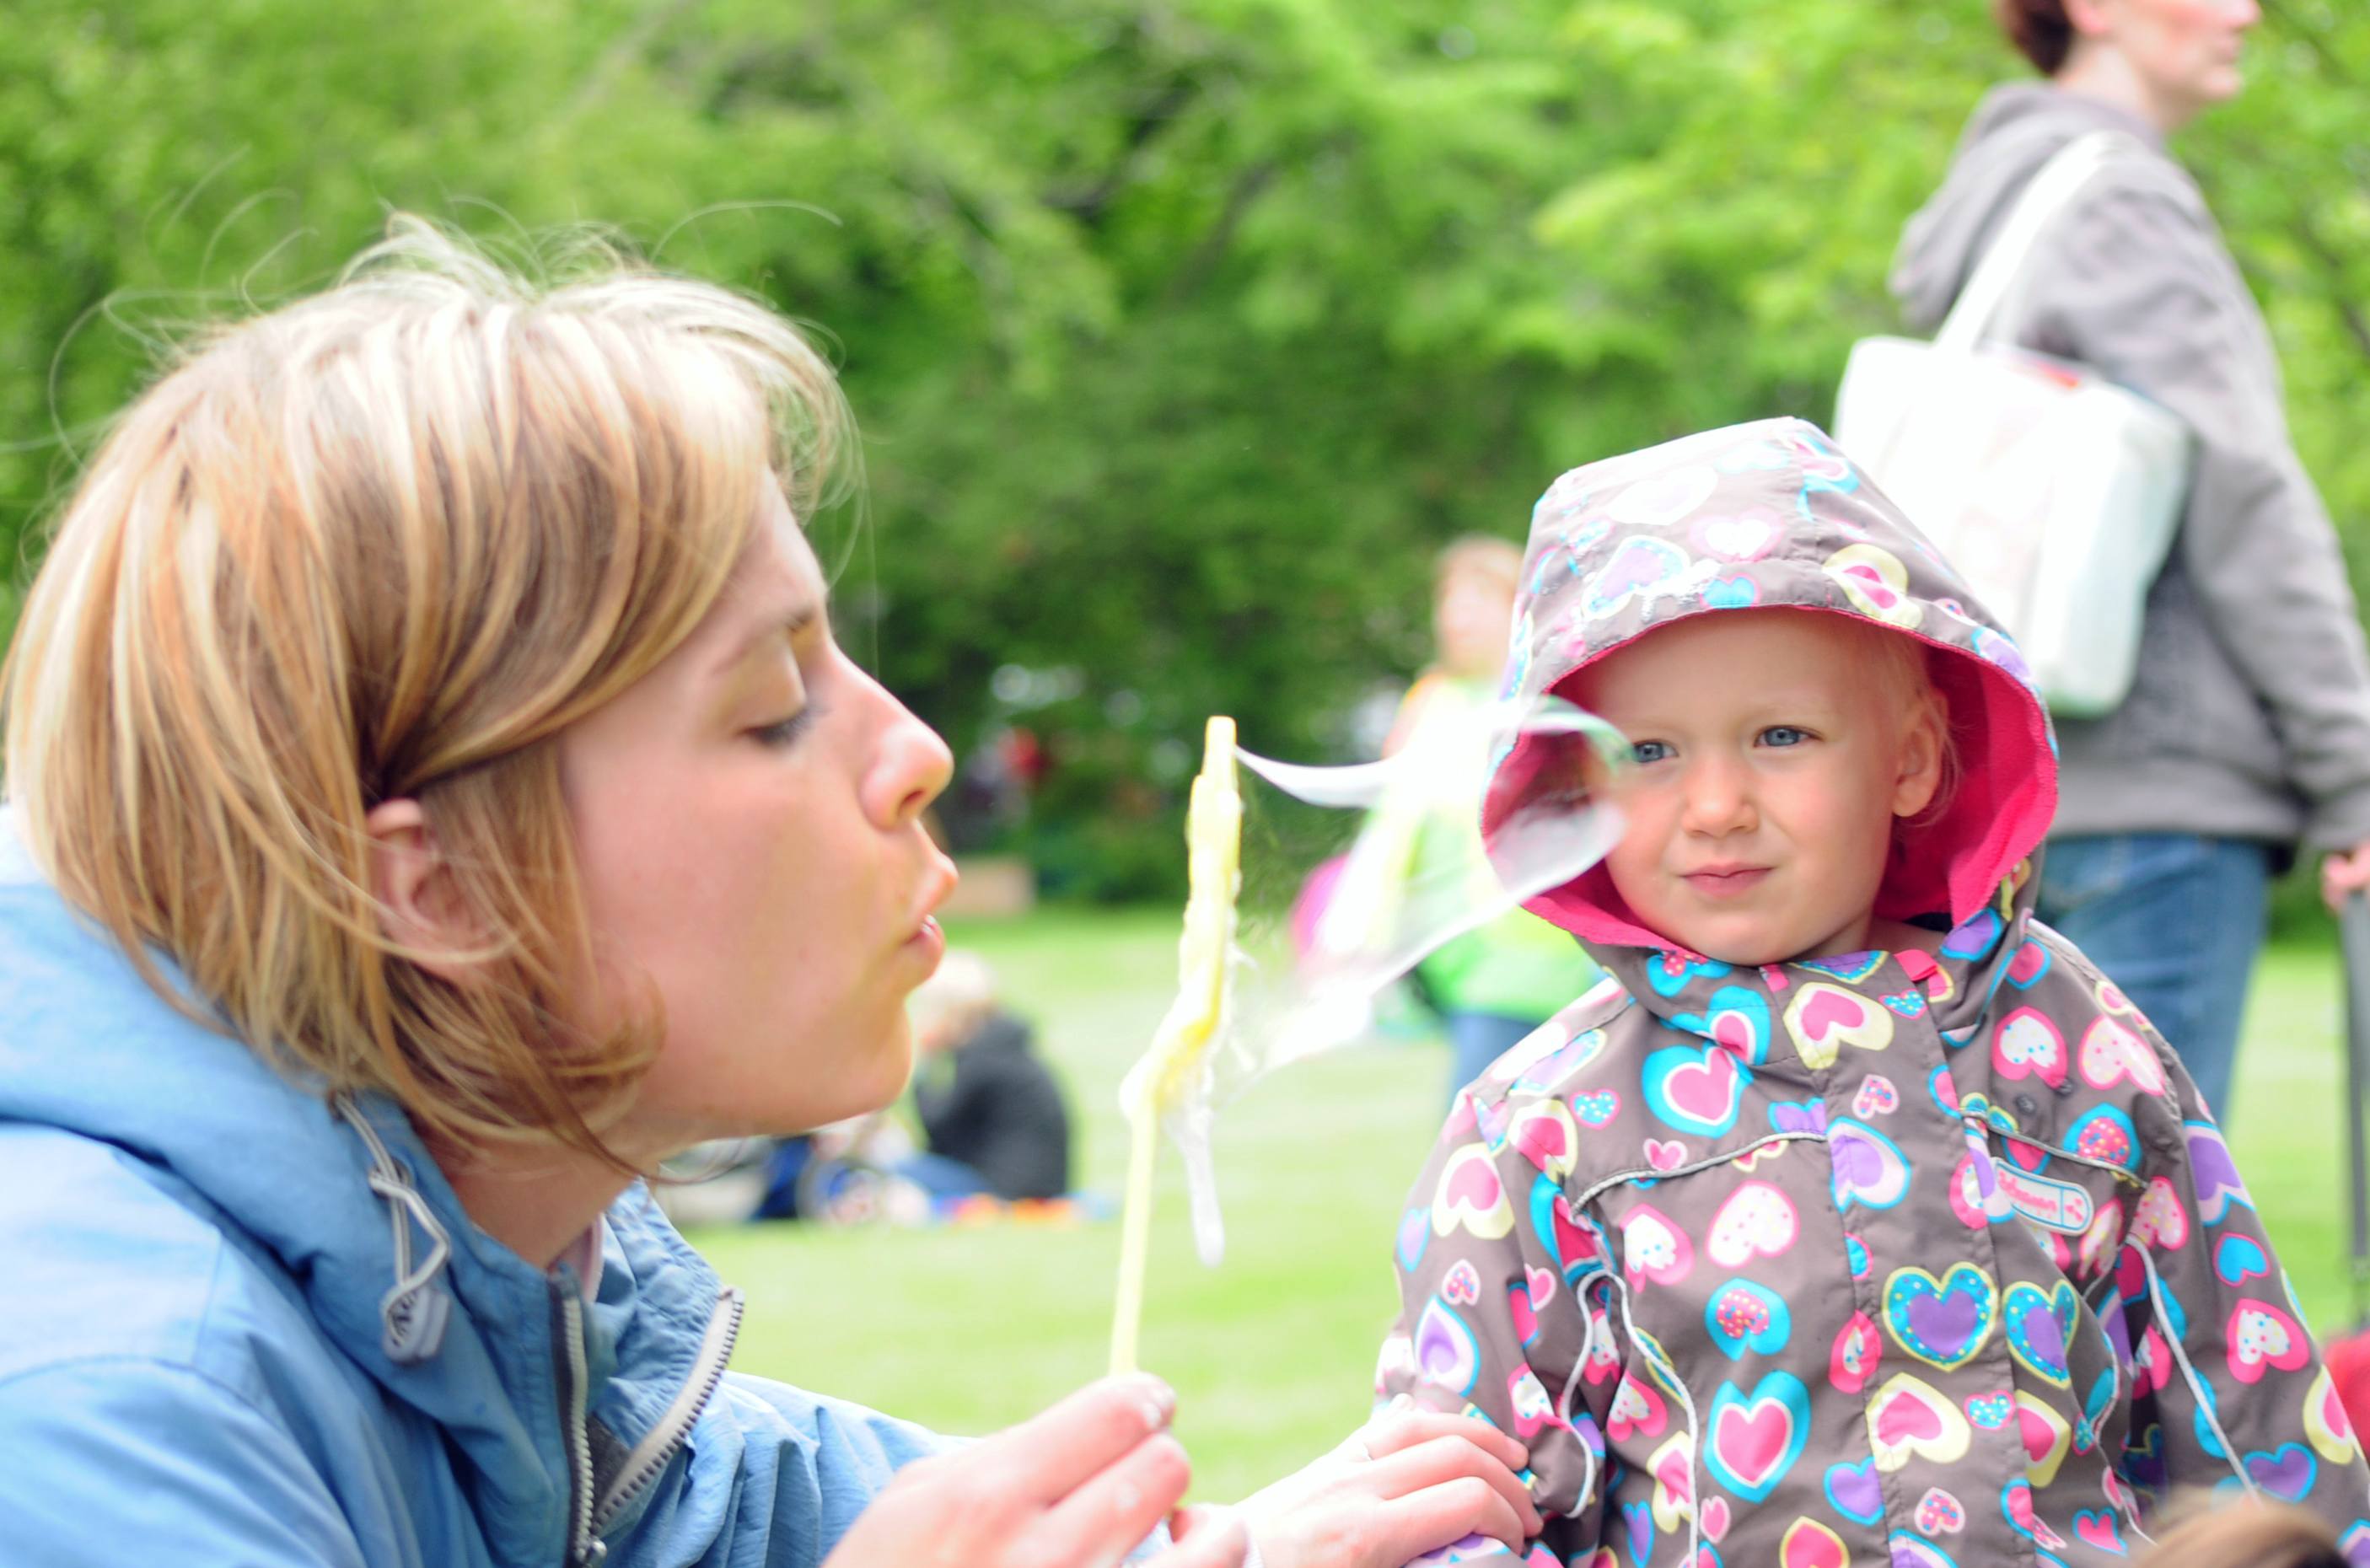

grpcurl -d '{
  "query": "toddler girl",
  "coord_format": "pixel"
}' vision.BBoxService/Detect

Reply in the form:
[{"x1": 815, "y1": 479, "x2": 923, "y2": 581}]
[{"x1": 1378, "y1": 418, "x2": 2370, "y2": 1565}]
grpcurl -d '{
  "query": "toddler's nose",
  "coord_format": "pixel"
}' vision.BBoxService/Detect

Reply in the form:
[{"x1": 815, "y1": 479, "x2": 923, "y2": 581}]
[{"x1": 1679, "y1": 754, "x2": 1756, "y2": 837}]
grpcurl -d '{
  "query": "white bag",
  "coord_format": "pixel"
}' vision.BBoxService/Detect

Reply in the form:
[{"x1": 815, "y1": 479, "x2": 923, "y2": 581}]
[{"x1": 1835, "y1": 132, "x2": 2195, "y2": 718}]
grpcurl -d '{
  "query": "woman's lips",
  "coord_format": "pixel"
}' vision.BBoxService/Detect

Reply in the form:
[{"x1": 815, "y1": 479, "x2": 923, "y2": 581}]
[
  {"x1": 904, "y1": 915, "x2": 947, "y2": 969},
  {"x1": 1682, "y1": 866, "x2": 1771, "y2": 899}
]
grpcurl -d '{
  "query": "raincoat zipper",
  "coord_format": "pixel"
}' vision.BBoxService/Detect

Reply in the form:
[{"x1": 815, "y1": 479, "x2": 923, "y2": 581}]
[
  {"x1": 589, "y1": 1286, "x2": 746, "y2": 1538},
  {"x1": 556, "y1": 1291, "x2": 604, "y2": 1566}
]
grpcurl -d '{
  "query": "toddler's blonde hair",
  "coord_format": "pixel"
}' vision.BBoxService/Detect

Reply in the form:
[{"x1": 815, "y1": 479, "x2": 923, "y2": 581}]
[{"x1": 2, "y1": 217, "x2": 850, "y2": 1163}]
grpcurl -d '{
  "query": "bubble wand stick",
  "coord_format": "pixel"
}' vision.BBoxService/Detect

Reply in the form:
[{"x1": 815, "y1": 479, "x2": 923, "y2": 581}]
[{"x1": 1110, "y1": 717, "x2": 1241, "y2": 1376}]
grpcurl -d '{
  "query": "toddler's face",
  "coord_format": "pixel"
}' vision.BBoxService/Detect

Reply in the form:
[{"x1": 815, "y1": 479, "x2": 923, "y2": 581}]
[{"x1": 1573, "y1": 610, "x2": 1941, "y2": 966}]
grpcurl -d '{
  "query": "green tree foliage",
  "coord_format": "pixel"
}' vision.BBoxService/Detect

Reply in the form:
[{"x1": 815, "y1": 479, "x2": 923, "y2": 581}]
[{"x1": 4, "y1": 1, "x2": 2363, "y2": 894}]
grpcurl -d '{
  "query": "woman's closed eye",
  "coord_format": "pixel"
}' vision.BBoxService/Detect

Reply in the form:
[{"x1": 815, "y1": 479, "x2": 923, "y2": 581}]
[{"x1": 751, "y1": 707, "x2": 820, "y2": 748}]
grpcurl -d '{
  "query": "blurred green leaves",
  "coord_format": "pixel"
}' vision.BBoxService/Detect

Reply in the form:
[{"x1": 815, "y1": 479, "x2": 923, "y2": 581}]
[{"x1": 3, "y1": 1, "x2": 2363, "y2": 893}]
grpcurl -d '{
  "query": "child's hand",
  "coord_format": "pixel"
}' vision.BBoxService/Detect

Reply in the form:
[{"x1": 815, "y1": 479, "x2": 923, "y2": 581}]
[
  {"x1": 822, "y1": 1374, "x2": 1244, "y2": 1568},
  {"x1": 1196, "y1": 1401, "x2": 1541, "y2": 1568}
]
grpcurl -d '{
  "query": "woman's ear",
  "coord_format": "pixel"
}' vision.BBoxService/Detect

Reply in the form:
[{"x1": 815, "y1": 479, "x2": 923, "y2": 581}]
[
  {"x1": 1891, "y1": 700, "x2": 1947, "y2": 821},
  {"x1": 365, "y1": 798, "x2": 485, "y2": 985}
]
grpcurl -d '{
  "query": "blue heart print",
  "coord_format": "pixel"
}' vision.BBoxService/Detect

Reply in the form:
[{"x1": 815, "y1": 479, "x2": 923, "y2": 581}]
[{"x1": 1706, "y1": 1277, "x2": 1792, "y2": 1359}]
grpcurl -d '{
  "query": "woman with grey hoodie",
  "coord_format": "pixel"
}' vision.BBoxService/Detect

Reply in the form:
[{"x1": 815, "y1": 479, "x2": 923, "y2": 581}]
[{"x1": 1888, "y1": 0, "x2": 2370, "y2": 1122}]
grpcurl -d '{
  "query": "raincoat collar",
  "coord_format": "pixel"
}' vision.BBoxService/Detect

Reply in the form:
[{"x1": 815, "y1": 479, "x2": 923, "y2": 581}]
[
  {"x1": 0, "y1": 809, "x2": 726, "y2": 1562},
  {"x1": 1481, "y1": 417, "x2": 2059, "y2": 1048}
]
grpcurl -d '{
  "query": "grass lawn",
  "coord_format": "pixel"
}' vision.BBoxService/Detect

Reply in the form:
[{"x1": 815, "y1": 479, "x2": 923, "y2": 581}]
[{"x1": 685, "y1": 911, "x2": 2366, "y2": 1504}]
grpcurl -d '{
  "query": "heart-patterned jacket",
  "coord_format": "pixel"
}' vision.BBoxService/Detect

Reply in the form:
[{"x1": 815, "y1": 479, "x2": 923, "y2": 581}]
[{"x1": 1377, "y1": 418, "x2": 2370, "y2": 1566}]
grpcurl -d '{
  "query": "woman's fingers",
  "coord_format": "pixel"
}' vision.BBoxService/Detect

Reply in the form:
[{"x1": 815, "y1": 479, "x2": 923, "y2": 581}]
[
  {"x1": 1366, "y1": 1435, "x2": 1541, "y2": 1540},
  {"x1": 1382, "y1": 1474, "x2": 1532, "y2": 1556},
  {"x1": 1153, "y1": 1510, "x2": 1249, "y2": 1568},
  {"x1": 1353, "y1": 1408, "x2": 1529, "y2": 1474},
  {"x1": 979, "y1": 1373, "x2": 1179, "y2": 1505},
  {"x1": 1034, "y1": 1431, "x2": 1196, "y2": 1565}
]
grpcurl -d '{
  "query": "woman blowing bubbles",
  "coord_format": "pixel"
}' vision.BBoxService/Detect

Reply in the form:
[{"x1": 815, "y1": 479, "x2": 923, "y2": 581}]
[{"x1": 0, "y1": 223, "x2": 1534, "y2": 1567}]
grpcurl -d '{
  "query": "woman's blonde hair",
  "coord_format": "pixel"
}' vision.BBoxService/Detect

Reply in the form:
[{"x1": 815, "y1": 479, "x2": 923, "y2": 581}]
[{"x1": 2, "y1": 217, "x2": 851, "y2": 1164}]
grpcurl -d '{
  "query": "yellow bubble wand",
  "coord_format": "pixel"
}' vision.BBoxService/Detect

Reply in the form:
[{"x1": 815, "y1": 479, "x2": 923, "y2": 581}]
[{"x1": 1110, "y1": 717, "x2": 1241, "y2": 1376}]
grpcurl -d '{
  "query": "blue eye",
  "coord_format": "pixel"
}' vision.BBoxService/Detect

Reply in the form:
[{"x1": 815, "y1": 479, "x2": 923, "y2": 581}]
[
  {"x1": 1760, "y1": 726, "x2": 1809, "y2": 748},
  {"x1": 1630, "y1": 739, "x2": 1674, "y2": 765}
]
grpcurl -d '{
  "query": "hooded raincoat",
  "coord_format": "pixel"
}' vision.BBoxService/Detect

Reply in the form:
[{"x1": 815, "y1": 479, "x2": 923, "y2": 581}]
[
  {"x1": 1377, "y1": 419, "x2": 2370, "y2": 1565},
  {"x1": 0, "y1": 814, "x2": 943, "y2": 1566}
]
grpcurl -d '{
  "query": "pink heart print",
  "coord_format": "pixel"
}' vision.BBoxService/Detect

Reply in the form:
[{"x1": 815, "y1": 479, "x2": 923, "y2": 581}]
[
  {"x1": 1435, "y1": 1145, "x2": 1507, "y2": 1232},
  {"x1": 2078, "y1": 1016, "x2": 2166, "y2": 1094},
  {"x1": 1782, "y1": 981, "x2": 1895, "y2": 1069},
  {"x1": 1830, "y1": 1313, "x2": 1882, "y2": 1395},
  {"x1": 1841, "y1": 562, "x2": 1900, "y2": 609},
  {"x1": 1608, "y1": 1375, "x2": 1668, "y2": 1443},
  {"x1": 1991, "y1": 1007, "x2": 2068, "y2": 1088},
  {"x1": 1706, "y1": 1181, "x2": 1798, "y2": 1270},
  {"x1": 1620, "y1": 1204, "x2": 1696, "y2": 1286},
  {"x1": 2228, "y1": 1298, "x2": 2310, "y2": 1383},
  {"x1": 1851, "y1": 1074, "x2": 1900, "y2": 1119},
  {"x1": 1914, "y1": 1488, "x2": 1965, "y2": 1535},
  {"x1": 1507, "y1": 1366, "x2": 1557, "y2": 1439},
  {"x1": 1779, "y1": 1518, "x2": 1848, "y2": 1568},
  {"x1": 1607, "y1": 465, "x2": 1717, "y2": 527},
  {"x1": 2074, "y1": 1512, "x2": 2126, "y2": 1554},
  {"x1": 2130, "y1": 1176, "x2": 2189, "y2": 1251},
  {"x1": 1512, "y1": 1104, "x2": 1576, "y2": 1177},
  {"x1": 1690, "y1": 509, "x2": 1781, "y2": 563},
  {"x1": 2003, "y1": 1481, "x2": 2068, "y2": 1550}
]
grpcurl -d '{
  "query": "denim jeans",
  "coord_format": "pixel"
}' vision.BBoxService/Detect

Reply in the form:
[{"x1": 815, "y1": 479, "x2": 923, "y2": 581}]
[
  {"x1": 1445, "y1": 1011, "x2": 1548, "y2": 1110},
  {"x1": 2034, "y1": 833, "x2": 2272, "y2": 1124}
]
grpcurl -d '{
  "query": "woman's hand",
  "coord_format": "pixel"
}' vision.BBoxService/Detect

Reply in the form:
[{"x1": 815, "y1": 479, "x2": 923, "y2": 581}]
[
  {"x1": 820, "y1": 1374, "x2": 1245, "y2": 1568},
  {"x1": 1180, "y1": 1401, "x2": 1542, "y2": 1568},
  {"x1": 2324, "y1": 840, "x2": 2370, "y2": 914}
]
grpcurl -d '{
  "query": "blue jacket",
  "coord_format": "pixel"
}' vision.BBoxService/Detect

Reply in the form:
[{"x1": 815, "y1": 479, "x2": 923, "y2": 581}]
[{"x1": 0, "y1": 814, "x2": 943, "y2": 1567}]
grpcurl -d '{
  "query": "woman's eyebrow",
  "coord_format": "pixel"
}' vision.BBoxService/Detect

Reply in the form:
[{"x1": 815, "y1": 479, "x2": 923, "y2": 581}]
[{"x1": 706, "y1": 603, "x2": 824, "y2": 682}]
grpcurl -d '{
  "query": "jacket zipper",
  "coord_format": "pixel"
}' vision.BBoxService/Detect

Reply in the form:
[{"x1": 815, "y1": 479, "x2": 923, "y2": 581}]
[
  {"x1": 588, "y1": 1286, "x2": 746, "y2": 1539},
  {"x1": 556, "y1": 1291, "x2": 605, "y2": 1566}
]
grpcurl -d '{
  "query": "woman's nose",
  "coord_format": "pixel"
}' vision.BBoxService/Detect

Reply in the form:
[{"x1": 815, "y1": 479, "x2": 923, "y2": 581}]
[{"x1": 859, "y1": 672, "x2": 954, "y2": 830}]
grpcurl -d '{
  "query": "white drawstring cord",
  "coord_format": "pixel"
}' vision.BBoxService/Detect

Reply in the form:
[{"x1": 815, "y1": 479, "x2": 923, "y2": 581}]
[
  {"x1": 2131, "y1": 1243, "x2": 2255, "y2": 1499},
  {"x1": 335, "y1": 1093, "x2": 454, "y2": 1364},
  {"x1": 1612, "y1": 1271, "x2": 1701, "y2": 1566},
  {"x1": 1556, "y1": 1275, "x2": 1605, "y2": 1517}
]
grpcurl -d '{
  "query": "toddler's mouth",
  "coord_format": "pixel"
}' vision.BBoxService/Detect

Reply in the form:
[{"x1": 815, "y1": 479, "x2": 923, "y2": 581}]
[{"x1": 1681, "y1": 865, "x2": 1771, "y2": 899}]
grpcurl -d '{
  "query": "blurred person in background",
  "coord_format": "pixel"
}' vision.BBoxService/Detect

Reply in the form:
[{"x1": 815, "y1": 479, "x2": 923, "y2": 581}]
[
  {"x1": 905, "y1": 949, "x2": 1073, "y2": 1202},
  {"x1": 1377, "y1": 536, "x2": 1603, "y2": 1105},
  {"x1": 1889, "y1": 0, "x2": 2370, "y2": 1120},
  {"x1": 0, "y1": 221, "x2": 1543, "y2": 1568}
]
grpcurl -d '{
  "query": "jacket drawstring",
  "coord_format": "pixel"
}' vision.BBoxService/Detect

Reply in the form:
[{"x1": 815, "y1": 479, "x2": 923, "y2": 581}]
[
  {"x1": 1611, "y1": 1270, "x2": 1701, "y2": 1566},
  {"x1": 2132, "y1": 1243, "x2": 2256, "y2": 1501},
  {"x1": 336, "y1": 1093, "x2": 453, "y2": 1365},
  {"x1": 1558, "y1": 1277, "x2": 1605, "y2": 1516}
]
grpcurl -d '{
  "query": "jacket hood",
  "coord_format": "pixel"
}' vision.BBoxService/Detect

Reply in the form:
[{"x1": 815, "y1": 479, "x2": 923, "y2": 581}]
[
  {"x1": 1481, "y1": 417, "x2": 2057, "y2": 1006},
  {"x1": 0, "y1": 811, "x2": 728, "y2": 1563},
  {"x1": 1889, "y1": 82, "x2": 2164, "y2": 330}
]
